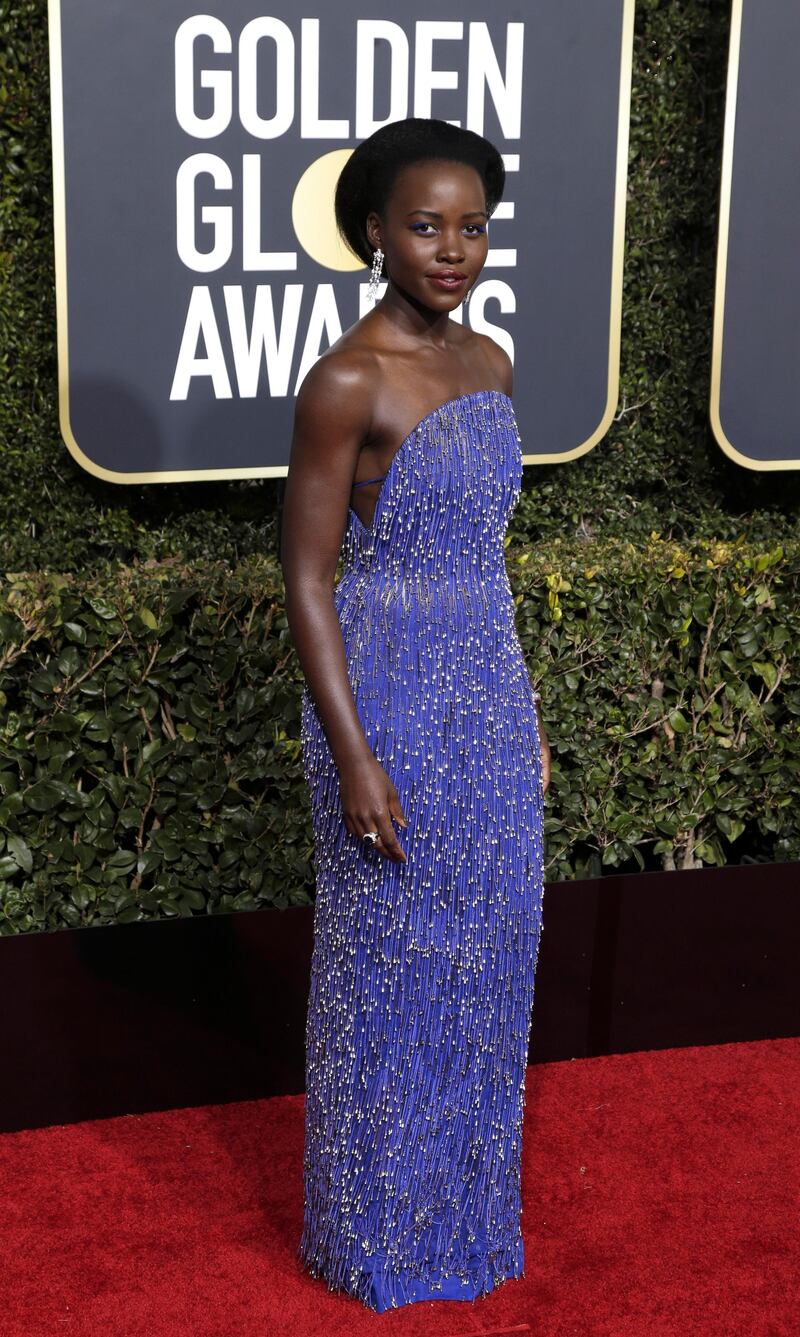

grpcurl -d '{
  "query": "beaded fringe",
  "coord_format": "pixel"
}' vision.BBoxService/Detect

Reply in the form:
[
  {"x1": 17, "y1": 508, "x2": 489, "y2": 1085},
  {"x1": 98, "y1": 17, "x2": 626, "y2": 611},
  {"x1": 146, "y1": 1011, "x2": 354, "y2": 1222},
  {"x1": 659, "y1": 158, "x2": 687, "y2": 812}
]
[{"x1": 299, "y1": 392, "x2": 545, "y2": 1313}]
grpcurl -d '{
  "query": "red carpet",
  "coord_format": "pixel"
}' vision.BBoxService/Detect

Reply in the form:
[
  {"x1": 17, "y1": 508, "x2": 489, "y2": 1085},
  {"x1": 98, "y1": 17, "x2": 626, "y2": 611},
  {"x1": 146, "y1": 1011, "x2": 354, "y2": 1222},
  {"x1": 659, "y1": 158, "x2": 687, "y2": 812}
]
[{"x1": 2, "y1": 1037, "x2": 797, "y2": 1336}]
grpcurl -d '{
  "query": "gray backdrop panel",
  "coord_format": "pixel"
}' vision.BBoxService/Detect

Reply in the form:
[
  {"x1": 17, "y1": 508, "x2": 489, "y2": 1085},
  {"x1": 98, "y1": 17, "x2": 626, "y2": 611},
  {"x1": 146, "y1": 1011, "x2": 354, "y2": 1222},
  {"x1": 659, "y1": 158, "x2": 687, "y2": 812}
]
[
  {"x1": 716, "y1": 0, "x2": 800, "y2": 467},
  {"x1": 54, "y1": 1, "x2": 628, "y2": 478}
]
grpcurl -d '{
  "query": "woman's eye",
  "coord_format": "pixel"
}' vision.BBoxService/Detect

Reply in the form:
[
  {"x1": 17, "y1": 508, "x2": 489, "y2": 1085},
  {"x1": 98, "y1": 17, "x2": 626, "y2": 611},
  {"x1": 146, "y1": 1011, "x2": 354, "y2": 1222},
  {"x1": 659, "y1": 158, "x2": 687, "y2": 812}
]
[{"x1": 410, "y1": 223, "x2": 486, "y2": 235}]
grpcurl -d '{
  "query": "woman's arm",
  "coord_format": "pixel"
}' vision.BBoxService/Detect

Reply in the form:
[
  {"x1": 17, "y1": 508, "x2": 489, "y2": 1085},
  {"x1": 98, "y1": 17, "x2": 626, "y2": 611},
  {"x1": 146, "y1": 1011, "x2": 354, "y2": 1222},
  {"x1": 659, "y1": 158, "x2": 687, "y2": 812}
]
[
  {"x1": 281, "y1": 355, "x2": 374, "y2": 770},
  {"x1": 280, "y1": 355, "x2": 408, "y2": 861}
]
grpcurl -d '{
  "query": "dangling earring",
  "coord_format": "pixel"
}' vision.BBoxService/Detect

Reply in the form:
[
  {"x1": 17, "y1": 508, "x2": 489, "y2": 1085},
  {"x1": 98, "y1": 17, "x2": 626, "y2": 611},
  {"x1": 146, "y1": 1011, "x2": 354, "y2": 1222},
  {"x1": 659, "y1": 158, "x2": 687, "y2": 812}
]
[
  {"x1": 463, "y1": 283, "x2": 472, "y2": 309},
  {"x1": 366, "y1": 246, "x2": 384, "y2": 303}
]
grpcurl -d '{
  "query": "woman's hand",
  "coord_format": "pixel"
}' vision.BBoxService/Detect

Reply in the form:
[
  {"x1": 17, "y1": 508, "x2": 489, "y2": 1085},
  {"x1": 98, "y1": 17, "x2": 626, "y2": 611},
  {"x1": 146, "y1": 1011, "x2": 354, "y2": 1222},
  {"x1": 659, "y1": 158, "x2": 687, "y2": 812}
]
[{"x1": 339, "y1": 753, "x2": 409, "y2": 862}]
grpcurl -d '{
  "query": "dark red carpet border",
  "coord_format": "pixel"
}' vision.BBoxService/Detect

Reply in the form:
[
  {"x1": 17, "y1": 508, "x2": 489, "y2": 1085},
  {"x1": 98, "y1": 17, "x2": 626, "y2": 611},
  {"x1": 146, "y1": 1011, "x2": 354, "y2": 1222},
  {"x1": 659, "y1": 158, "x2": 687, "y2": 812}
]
[{"x1": 2, "y1": 1037, "x2": 797, "y2": 1336}]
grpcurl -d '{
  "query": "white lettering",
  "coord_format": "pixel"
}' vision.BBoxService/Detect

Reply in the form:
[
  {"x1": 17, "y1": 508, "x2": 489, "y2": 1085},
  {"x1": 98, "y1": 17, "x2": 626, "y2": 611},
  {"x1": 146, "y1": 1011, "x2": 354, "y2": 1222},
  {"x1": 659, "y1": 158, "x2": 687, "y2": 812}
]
[
  {"x1": 239, "y1": 17, "x2": 294, "y2": 139},
  {"x1": 176, "y1": 19, "x2": 523, "y2": 144},
  {"x1": 355, "y1": 21, "x2": 409, "y2": 138},
  {"x1": 468, "y1": 279, "x2": 515, "y2": 360},
  {"x1": 467, "y1": 23, "x2": 524, "y2": 138},
  {"x1": 414, "y1": 22, "x2": 463, "y2": 123},
  {"x1": 176, "y1": 154, "x2": 233, "y2": 272},
  {"x1": 301, "y1": 19, "x2": 350, "y2": 138},
  {"x1": 175, "y1": 17, "x2": 232, "y2": 138},
  {"x1": 170, "y1": 286, "x2": 233, "y2": 398},
  {"x1": 224, "y1": 284, "x2": 304, "y2": 396},
  {"x1": 294, "y1": 285, "x2": 344, "y2": 393},
  {"x1": 242, "y1": 155, "x2": 297, "y2": 271}
]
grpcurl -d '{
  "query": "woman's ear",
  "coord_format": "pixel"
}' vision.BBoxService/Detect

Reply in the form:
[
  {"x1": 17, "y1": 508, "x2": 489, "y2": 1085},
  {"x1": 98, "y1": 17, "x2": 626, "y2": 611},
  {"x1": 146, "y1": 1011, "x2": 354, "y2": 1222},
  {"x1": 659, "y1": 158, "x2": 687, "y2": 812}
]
[{"x1": 365, "y1": 212, "x2": 381, "y2": 252}]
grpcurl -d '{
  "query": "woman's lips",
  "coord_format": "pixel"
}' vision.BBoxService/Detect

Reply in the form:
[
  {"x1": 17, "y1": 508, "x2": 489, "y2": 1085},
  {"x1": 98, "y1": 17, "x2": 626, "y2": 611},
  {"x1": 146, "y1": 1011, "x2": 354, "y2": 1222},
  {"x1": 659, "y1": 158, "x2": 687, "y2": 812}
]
[{"x1": 428, "y1": 274, "x2": 467, "y2": 290}]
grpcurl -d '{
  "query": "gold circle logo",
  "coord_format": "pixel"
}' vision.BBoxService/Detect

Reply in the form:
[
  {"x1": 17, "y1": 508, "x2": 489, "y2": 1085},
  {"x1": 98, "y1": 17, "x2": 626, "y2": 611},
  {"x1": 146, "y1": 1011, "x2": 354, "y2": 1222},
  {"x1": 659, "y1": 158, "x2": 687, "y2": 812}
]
[{"x1": 292, "y1": 149, "x2": 364, "y2": 272}]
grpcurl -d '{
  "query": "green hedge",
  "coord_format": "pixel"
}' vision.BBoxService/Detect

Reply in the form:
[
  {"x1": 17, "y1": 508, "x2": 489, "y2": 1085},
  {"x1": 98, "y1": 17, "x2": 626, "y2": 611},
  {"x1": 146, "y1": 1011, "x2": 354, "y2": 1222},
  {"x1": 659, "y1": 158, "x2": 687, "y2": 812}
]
[
  {"x1": 3, "y1": 0, "x2": 800, "y2": 573},
  {"x1": 0, "y1": 540, "x2": 797, "y2": 934},
  {"x1": 0, "y1": 559, "x2": 306, "y2": 933}
]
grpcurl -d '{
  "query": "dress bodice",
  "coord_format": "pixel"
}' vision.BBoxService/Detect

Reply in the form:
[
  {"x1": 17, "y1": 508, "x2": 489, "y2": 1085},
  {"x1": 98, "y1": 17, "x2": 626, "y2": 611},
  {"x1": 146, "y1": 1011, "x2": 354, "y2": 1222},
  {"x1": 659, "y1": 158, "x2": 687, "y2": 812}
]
[{"x1": 338, "y1": 390, "x2": 522, "y2": 591}]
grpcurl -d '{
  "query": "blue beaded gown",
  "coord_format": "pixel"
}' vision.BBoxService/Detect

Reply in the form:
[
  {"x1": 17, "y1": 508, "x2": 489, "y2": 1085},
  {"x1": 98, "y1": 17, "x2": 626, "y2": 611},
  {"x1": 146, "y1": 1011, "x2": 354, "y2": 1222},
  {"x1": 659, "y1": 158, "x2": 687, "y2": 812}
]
[{"x1": 298, "y1": 389, "x2": 546, "y2": 1312}]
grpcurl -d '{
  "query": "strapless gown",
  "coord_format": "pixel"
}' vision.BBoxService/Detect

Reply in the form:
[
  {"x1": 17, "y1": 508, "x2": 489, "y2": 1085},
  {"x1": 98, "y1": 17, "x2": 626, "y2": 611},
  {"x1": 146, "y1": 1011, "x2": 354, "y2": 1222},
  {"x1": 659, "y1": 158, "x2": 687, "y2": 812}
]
[{"x1": 298, "y1": 389, "x2": 546, "y2": 1312}]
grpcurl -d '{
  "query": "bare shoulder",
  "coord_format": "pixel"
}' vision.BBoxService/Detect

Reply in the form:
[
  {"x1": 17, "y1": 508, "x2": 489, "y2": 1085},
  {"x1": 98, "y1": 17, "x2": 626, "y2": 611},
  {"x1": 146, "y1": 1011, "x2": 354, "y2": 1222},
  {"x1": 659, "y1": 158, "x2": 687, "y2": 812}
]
[
  {"x1": 472, "y1": 329, "x2": 513, "y2": 395},
  {"x1": 293, "y1": 342, "x2": 377, "y2": 447}
]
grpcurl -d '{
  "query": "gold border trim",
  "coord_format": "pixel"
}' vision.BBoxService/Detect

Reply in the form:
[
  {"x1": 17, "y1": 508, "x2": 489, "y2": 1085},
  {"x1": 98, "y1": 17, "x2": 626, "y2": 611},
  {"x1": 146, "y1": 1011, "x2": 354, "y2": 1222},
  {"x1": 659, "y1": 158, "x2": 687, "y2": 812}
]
[
  {"x1": 49, "y1": 0, "x2": 635, "y2": 483},
  {"x1": 709, "y1": 0, "x2": 800, "y2": 470}
]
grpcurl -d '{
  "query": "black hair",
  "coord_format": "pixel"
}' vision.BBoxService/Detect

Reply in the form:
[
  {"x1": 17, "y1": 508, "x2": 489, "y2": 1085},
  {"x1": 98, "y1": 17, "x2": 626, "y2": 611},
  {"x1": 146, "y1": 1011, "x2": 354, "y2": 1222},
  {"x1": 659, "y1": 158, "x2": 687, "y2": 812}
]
[{"x1": 334, "y1": 117, "x2": 505, "y2": 272}]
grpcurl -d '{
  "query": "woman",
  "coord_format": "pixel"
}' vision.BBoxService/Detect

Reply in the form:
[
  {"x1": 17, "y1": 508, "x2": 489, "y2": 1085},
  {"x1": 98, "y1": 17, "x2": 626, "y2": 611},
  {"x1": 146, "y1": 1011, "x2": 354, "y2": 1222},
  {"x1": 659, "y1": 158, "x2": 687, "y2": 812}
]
[{"x1": 281, "y1": 116, "x2": 551, "y2": 1313}]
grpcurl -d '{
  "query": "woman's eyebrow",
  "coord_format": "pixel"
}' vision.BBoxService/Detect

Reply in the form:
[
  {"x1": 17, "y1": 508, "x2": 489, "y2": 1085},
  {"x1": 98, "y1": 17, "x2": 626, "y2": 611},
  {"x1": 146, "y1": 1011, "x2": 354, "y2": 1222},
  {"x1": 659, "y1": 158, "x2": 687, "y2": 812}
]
[{"x1": 405, "y1": 208, "x2": 488, "y2": 219}]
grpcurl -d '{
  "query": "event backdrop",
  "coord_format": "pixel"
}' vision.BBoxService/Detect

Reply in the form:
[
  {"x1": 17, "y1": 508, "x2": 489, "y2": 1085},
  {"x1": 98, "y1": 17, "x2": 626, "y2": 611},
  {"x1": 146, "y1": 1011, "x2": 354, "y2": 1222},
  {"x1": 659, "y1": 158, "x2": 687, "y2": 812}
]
[
  {"x1": 711, "y1": 0, "x2": 800, "y2": 470},
  {"x1": 47, "y1": 1, "x2": 633, "y2": 482}
]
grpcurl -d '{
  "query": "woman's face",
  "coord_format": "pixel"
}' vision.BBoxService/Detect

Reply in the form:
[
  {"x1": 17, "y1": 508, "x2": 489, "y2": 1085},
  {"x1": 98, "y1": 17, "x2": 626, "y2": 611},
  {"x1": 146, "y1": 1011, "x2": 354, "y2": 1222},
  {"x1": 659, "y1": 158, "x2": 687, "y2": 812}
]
[{"x1": 366, "y1": 159, "x2": 490, "y2": 310}]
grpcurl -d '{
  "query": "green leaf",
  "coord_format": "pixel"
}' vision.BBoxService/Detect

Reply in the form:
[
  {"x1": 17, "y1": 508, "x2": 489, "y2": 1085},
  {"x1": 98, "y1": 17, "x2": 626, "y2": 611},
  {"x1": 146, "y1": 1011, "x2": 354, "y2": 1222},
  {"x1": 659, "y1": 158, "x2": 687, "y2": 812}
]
[
  {"x1": 63, "y1": 622, "x2": 88, "y2": 644},
  {"x1": 85, "y1": 596, "x2": 118, "y2": 620},
  {"x1": 24, "y1": 780, "x2": 66, "y2": 812},
  {"x1": 106, "y1": 849, "x2": 137, "y2": 870},
  {"x1": 6, "y1": 835, "x2": 33, "y2": 874},
  {"x1": 57, "y1": 646, "x2": 81, "y2": 677},
  {"x1": 752, "y1": 660, "x2": 777, "y2": 690}
]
